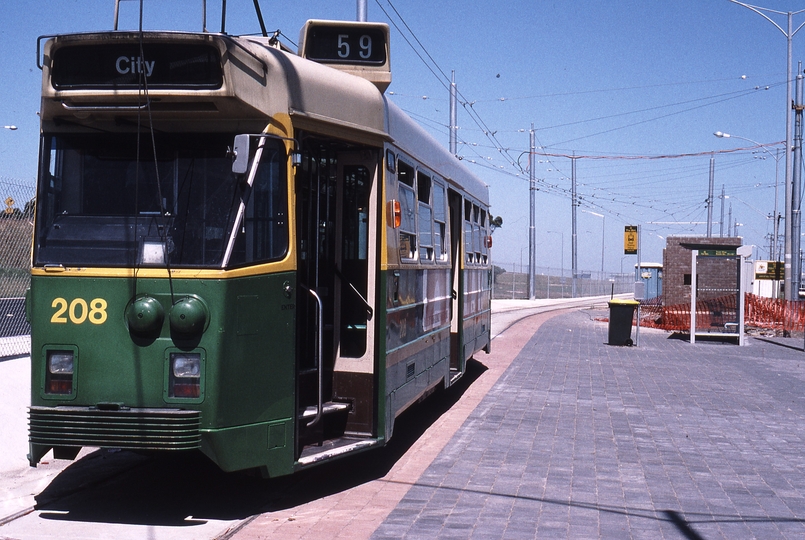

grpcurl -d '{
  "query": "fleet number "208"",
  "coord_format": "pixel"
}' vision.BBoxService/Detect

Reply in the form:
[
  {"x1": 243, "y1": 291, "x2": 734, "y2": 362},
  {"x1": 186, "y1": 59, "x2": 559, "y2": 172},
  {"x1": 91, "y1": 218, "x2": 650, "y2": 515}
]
[{"x1": 51, "y1": 298, "x2": 108, "y2": 325}]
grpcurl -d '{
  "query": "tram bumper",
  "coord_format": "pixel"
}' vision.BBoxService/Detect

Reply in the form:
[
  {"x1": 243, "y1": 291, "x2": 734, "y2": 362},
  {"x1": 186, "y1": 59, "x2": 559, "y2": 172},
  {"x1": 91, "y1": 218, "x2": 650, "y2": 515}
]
[{"x1": 28, "y1": 405, "x2": 201, "y2": 466}]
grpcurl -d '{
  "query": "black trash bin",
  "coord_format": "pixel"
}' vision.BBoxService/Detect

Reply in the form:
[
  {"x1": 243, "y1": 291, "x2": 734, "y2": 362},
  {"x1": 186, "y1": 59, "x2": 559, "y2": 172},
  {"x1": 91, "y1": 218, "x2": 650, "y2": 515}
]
[{"x1": 608, "y1": 299, "x2": 639, "y2": 346}]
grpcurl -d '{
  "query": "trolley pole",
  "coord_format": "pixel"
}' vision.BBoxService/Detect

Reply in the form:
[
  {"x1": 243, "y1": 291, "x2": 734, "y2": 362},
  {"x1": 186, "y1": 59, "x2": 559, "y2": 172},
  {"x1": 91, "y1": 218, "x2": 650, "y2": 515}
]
[{"x1": 450, "y1": 72, "x2": 457, "y2": 156}]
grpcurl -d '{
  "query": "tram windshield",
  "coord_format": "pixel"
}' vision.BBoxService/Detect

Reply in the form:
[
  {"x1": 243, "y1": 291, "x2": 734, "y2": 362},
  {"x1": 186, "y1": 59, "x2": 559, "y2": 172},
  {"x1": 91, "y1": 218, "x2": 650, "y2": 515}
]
[{"x1": 34, "y1": 132, "x2": 288, "y2": 269}]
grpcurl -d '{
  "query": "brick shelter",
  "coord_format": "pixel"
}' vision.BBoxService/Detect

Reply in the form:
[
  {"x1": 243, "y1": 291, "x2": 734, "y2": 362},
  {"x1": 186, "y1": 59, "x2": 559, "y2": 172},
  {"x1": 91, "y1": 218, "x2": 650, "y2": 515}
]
[{"x1": 662, "y1": 236, "x2": 743, "y2": 307}]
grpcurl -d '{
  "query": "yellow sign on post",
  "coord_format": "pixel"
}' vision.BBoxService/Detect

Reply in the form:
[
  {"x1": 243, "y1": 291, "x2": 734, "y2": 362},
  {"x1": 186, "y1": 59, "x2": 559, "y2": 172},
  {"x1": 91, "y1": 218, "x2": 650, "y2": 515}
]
[{"x1": 624, "y1": 225, "x2": 638, "y2": 255}]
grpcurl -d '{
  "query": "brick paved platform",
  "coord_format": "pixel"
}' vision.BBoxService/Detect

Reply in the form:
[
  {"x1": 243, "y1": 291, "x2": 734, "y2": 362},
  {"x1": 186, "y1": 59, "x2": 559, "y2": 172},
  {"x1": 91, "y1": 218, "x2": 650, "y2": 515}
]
[
  {"x1": 372, "y1": 310, "x2": 805, "y2": 539},
  {"x1": 234, "y1": 307, "x2": 805, "y2": 539}
]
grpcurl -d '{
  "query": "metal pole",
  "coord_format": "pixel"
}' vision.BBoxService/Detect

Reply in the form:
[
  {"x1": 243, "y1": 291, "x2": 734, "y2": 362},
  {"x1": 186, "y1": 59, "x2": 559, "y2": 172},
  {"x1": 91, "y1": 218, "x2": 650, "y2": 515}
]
[
  {"x1": 601, "y1": 215, "x2": 605, "y2": 274},
  {"x1": 774, "y1": 147, "x2": 781, "y2": 260},
  {"x1": 571, "y1": 155, "x2": 577, "y2": 298},
  {"x1": 707, "y1": 155, "x2": 714, "y2": 237},
  {"x1": 785, "y1": 11, "x2": 794, "y2": 300},
  {"x1": 720, "y1": 185, "x2": 726, "y2": 237},
  {"x1": 357, "y1": 0, "x2": 367, "y2": 22},
  {"x1": 691, "y1": 249, "x2": 698, "y2": 344},
  {"x1": 636, "y1": 224, "x2": 641, "y2": 347},
  {"x1": 792, "y1": 68, "x2": 803, "y2": 296},
  {"x1": 729, "y1": 204, "x2": 733, "y2": 236},
  {"x1": 528, "y1": 126, "x2": 536, "y2": 300}
]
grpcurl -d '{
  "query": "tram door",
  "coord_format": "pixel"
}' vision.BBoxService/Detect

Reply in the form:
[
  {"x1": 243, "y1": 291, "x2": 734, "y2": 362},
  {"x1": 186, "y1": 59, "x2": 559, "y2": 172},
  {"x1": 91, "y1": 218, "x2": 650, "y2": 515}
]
[{"x1": 296, "y1": 146, "x2": 378, "y2": 450}]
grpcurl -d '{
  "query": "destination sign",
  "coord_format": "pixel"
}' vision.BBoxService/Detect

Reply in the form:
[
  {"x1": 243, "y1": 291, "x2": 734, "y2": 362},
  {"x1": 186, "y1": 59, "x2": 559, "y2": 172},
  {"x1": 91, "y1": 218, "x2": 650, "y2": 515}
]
[
  {"x1": 51, "y1": 43, "x2": 223, "y2": 89},
  {"x1": 302, "y1": 24, "x2": 387, "y2": 65}
]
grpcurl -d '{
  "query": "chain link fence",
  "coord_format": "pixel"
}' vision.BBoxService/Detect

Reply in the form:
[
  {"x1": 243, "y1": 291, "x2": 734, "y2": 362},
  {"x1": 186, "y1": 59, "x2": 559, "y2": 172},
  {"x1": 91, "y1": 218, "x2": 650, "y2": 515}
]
[
  {"x1": 0, "y1": 178, "x2": 34, "y2": 358},
  {"x1": 493, "y1": 261, "x2": 634, "y2": 300}
]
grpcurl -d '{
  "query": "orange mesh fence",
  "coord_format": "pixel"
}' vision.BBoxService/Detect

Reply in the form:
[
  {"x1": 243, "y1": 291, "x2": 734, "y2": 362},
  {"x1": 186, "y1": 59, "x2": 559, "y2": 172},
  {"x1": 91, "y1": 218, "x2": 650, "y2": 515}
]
[{"x1": 635, "y1": 293, "x2": 805, "y2": 332}]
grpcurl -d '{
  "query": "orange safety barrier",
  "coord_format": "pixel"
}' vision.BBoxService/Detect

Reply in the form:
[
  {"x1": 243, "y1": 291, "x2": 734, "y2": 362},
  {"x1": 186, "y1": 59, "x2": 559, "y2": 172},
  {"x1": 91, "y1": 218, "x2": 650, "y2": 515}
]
[{"x1": 632, "y1": 293, "x2": 805, "y2": 333}]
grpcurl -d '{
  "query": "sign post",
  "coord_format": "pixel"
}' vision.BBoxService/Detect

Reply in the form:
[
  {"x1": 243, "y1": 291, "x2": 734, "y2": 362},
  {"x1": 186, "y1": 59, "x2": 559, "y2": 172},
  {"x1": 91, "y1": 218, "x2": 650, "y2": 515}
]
[{"x1": 625, "y1": 225, "x2": 640, "y2": 345}]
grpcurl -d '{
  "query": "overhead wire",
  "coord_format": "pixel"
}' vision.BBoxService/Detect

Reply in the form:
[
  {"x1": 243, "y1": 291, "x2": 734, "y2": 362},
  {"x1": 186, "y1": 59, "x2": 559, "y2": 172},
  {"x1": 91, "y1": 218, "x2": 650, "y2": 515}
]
[{"x1": 373, "y1": 0, "x2": 787, "y2": 240}]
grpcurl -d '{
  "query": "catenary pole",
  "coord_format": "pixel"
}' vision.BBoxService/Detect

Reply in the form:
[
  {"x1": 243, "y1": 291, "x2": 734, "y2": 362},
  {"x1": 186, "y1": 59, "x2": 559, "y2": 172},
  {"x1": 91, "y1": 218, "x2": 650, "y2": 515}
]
[
  {"x1": 571, "y1": 155, "x2": 577, "y2": 298},
  {"x1": 792, "y1": 68, "x2": 803, "y2": 295},
  {"x1": 529, "y1": 126, "x2": 536, "y2": 299},
  {"x1": 707, "y1": 155, "x2": 714, "y2": 237}
]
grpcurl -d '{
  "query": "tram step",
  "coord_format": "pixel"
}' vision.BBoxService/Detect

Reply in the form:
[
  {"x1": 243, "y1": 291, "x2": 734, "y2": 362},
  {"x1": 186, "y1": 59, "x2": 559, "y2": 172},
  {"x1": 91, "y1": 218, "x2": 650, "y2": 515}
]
[{"x1": 297, "y1": 437, "x2": 379, "y2": 467}]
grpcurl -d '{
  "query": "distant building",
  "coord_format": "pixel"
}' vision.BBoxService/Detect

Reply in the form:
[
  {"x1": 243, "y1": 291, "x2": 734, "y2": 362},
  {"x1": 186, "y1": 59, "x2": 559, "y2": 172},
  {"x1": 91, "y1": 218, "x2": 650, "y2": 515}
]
[
  {"x1": 634, "y1": 262, "x2": 662, "y2": 301},
  {"x1": 662, "y1": 236, "x2": 742, "y2": 307}
]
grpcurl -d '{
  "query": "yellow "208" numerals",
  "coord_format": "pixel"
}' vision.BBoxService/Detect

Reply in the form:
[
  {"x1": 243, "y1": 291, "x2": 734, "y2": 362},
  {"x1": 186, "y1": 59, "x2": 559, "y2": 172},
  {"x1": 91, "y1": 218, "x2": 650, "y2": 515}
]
[{"x1": 51, "y1": 298, "x2": 108, "y2": 325}]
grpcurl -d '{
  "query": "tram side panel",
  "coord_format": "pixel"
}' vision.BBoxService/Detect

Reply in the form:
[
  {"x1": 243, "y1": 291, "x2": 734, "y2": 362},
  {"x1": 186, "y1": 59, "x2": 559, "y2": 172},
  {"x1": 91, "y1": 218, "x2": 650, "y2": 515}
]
[{"x1": 381, "y1": 150, "x2": 491, "y2": 439}]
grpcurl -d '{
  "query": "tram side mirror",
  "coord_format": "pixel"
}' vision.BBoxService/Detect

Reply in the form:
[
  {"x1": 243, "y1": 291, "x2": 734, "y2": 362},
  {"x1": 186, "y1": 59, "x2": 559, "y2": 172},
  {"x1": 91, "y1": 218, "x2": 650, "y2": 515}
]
[{"x1": 232, "y1": 134, "x2": 250, "y2": 174}]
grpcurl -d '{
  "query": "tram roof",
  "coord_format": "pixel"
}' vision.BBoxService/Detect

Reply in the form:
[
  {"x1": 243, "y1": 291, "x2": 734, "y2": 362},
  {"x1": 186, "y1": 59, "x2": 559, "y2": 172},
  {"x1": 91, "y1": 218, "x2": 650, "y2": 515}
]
[
  {"x1": 259, "y1": 36, "x2": 490, "y2": 205},
  {"x1": 384, "y1": 98, "x2": 489, "y2": 205}
]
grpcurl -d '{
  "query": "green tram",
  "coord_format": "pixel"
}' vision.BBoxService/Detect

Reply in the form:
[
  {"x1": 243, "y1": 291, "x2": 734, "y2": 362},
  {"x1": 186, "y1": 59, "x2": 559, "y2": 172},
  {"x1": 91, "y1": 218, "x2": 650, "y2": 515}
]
[{"x1": 27, "y1": 17, "x2": 492, "y2": 477}]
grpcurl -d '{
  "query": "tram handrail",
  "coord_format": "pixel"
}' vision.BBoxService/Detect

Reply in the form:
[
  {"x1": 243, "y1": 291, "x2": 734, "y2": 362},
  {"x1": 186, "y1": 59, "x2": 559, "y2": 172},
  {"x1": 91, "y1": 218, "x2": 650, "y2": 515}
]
[{"x1": 302, "y1": 286, "x2": 324, "y2": 428}]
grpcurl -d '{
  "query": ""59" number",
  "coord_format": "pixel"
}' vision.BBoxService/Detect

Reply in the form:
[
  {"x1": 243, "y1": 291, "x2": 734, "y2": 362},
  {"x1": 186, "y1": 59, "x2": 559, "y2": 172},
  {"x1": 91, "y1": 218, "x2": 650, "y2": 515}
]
[{"x1": 51, "y1": 298, "x2": 108, "y2": 325}]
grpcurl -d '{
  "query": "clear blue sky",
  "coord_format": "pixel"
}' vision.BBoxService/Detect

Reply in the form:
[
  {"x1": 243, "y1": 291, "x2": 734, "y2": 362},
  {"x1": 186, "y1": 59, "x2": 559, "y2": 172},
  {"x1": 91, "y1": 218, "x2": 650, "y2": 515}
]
[{"x1": 2, "y1": 0, "x2": 805, "y2": 273}]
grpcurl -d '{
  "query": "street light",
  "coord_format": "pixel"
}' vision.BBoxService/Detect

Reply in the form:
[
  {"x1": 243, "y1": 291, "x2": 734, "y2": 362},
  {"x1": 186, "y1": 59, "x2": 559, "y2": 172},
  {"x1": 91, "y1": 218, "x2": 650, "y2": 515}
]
[
  {"x1": 728, "y1": 1, "x2": 805, "y2": 300},
  {"x1": 714, "y1": 131, "x2": 783, "y2": 260},
  {"x1": 2, "y1": 126, "x2": 16, "y2": 130}
]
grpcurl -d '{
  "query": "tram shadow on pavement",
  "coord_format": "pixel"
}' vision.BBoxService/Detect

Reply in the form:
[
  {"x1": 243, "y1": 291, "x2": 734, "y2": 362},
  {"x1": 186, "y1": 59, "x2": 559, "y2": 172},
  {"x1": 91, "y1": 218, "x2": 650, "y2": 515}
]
[{"x1": 33, "y1": 358, "x2": 488, "y2": 526}]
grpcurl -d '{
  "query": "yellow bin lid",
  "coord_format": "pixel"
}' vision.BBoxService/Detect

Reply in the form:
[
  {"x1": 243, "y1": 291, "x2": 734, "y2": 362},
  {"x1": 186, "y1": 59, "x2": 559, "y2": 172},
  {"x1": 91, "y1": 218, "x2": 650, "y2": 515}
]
[{"x1": 608, "y1": 299, "x2": 640, "y2": 306}]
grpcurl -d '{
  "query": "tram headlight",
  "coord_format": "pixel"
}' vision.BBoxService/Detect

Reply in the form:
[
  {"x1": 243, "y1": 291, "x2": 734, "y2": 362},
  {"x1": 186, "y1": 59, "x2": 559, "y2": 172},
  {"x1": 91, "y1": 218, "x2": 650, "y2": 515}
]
[
  {"x1": 169, "y1": 353, "x2": 202, "y2": 399},
  {"x1": 46, "y1": 350, "x2": 74, "y2": 394}
]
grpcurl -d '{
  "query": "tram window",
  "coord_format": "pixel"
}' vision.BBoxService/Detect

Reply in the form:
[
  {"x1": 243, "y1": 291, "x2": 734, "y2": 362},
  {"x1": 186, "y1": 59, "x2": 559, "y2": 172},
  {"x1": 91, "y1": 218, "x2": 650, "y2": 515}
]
[
  {"x1": 418, "y1": 204, "x2": 433, "y2": 261},
  {"x1": 417, "y1": 171, "x2": 431, "y2": 202},
  {"x1": 398, "y1": 183, "x2": 416, "y2": 260},
  {"x1": 417, "y1": 171, "x2": 433, "y2": 261},
  {"x1": 433, "y1": 181, "x2": 447, "y2": 262},
  {"x1": 398, "y1": 160, "x2": 414, "y2": 187},
  {"x1": 473, "y1": 223, "x2": 482, "y2": 263},
  {"x1": 232, "y1": 146, "x2": 288, "y2": 265},
  {"x1": 464, "y1": 220, "x2": 473, "y2": 265},
  {"x1": 386, "y1": 149, "x2": 396, "y2": 173},
  {"x1": 340, "y1": 165, "x2": 370, "y2": 358},
  {"x1": 342, "y1": 166, "x2": 369, "y2": 261},
  {"x1": 34, "y1": 133, "x2": 288, "y2": 268}
]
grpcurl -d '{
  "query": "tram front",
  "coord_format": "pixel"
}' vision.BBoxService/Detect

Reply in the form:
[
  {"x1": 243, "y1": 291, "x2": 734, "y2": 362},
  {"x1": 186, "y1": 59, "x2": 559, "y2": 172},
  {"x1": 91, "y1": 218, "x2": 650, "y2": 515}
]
[{"x1": 28, "y1": 31, "x2": 301, "y2": 477}]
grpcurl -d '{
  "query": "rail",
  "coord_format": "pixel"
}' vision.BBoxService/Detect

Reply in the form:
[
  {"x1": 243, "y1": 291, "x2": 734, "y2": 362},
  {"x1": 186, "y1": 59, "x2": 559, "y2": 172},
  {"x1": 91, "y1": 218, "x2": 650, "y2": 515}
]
[{"x1": 303, "y1": 286, "x2": 324, "y2": 428}]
